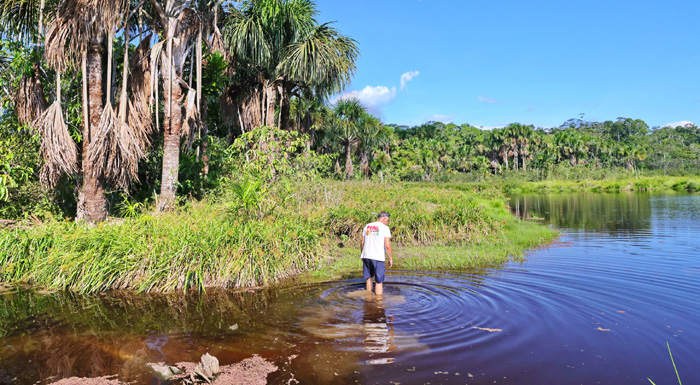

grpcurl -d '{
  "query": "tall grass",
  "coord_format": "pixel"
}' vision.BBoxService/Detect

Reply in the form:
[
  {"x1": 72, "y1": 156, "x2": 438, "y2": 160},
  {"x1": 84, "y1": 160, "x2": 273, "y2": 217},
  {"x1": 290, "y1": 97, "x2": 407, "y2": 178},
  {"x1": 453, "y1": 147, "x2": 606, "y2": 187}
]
[
  {"x1": 0, "y1": 179, "x2": 557, "y2": 293},
  {"x1": 306, "y1": 184, "x2": 557, "y2": 281},
  {"x1": 1, "y1": 197, "x2": 323, "y2": 293}
]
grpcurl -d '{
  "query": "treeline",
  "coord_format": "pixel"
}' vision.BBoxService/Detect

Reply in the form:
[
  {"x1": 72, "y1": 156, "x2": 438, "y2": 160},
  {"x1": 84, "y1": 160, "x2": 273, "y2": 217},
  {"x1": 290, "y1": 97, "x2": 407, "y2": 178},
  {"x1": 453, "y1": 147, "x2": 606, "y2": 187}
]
[
  {"x1": 1, "y1": 1, "x2": 698, "y2": 223},
  {"x1": 0, "y1": 0, "x2": 358, "y2": 221},
  {"x1": 381, "y1": 117, "x2": 700, "y2": 181}
]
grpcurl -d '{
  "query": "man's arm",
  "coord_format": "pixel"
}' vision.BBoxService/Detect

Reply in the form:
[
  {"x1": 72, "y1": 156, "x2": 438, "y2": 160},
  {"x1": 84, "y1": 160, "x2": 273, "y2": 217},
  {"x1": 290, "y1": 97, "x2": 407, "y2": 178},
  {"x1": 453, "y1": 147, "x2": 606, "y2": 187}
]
[
  {"x1": 384, "y1": 237, "x2": 393, "y2": 268},
  {"x1": 360, "y1": 236, "x2": 365, "y2": 250}
]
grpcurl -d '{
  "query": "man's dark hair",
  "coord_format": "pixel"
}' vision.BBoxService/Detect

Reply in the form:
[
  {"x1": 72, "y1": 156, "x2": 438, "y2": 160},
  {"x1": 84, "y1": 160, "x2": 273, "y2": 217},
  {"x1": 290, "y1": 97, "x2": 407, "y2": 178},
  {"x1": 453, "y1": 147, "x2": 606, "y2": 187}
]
[{"x1": 378, "y1": 211, "x2": 390, "y2": 218}]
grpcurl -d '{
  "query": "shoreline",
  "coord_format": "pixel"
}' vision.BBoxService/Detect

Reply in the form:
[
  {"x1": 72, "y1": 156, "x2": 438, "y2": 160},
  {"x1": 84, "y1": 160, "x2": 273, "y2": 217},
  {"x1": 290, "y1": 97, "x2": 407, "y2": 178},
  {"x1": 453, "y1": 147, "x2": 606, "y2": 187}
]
[
  {"x1": 492, "y1": 175, "x2": 700, "y2": 194},
  {"x1": 0, "y1": 181, "x2": 557, "y2": 294}
]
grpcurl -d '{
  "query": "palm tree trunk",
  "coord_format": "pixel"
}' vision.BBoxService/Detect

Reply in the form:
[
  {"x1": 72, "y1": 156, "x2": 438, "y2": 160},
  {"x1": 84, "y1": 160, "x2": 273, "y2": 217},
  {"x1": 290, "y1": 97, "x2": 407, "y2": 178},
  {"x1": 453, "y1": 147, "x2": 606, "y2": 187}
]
[
  {"x1": 513, "y1": 147, "x2": 519, "y2": 171},
  {"x1": 76, "y1": 38, "x2": 107, "y2": 223},
  {"x1": 360, "y1": 151, "x2": 370, "y2": 178},
  {"x1": 159, "y1": 42, "x2": 184, "y2": 210},
  {"x1": 345, "y1": 142, "x2": 354, "y2": 179},
  {"x1": 265, "y1": 84, "x2": 276, "y2": 127},
  {"x1": 279, "y1": 83, "x2": 291, "y2": 131}
]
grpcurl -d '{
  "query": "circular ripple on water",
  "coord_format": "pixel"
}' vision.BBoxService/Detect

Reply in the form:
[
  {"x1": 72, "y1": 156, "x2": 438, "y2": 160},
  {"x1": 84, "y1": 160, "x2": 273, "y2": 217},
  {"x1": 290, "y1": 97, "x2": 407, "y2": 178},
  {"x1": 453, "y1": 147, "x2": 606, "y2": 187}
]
[{"x1": 311, "y1": 271, "x2": 524, "y2": 351}]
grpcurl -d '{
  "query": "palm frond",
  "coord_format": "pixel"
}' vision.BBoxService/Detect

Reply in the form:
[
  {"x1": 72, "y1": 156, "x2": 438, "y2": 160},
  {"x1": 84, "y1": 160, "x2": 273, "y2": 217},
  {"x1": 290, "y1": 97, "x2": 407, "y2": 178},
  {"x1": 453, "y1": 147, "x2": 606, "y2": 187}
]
[
  {"x1": 128, "y1": 34, "x2": 154, "y2": 138},
  {"x1": 222, "y1": 6, "x2": 271, "y2": 65},
  {"x1": 0, "y1": 0, "x2": 41, "y2": 43},
  {"x1": 45, "y1": 0, "x2": 126, "y2": 71},
  {"x1": 181, "y1": 86, "x2": 200, "y2": 150},
  {"x1": 280, "y1": 22, "x2": 358, "y2": 96},
  {"x1": 87, "y1": 105, "x2": 144, "y2": 190},
  {"x1": 34, "y1": 100, "x2": 78, "y2": 188},
  {"x1": 14, "y1": 65, "x2": 48, "y2": 126}
]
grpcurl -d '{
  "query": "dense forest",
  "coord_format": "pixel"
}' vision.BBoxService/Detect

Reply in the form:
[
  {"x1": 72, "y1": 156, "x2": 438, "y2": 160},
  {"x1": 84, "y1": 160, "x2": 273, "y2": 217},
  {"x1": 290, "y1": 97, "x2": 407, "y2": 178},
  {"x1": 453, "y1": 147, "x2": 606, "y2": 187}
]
[{"x1": 1, "y1": 0, "x2": 698, "y2": 222}]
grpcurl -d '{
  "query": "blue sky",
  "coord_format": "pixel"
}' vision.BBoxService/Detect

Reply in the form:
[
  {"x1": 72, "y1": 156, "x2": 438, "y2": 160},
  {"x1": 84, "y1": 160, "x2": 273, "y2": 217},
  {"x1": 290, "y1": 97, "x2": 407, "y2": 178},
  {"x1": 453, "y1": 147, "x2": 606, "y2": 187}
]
[{"x1": 316, "y1": 0, "x2": 700, "y2": 129}]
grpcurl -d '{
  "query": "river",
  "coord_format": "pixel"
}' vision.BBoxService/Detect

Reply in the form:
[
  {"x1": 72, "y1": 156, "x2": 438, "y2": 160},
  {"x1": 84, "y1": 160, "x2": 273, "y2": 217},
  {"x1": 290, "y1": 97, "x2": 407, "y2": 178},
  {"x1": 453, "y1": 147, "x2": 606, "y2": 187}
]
[{"x1": 1, "y1": 192, "x2": 698, "y2": 384}]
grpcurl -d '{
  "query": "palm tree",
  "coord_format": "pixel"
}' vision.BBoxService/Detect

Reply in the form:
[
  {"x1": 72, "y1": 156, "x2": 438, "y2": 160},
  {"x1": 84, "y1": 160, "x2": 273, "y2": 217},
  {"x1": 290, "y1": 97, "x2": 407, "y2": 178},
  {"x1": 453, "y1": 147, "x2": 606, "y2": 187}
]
[
  {"x1": 224, "y1": 0, "x2": 315, "y2": 128},
  {"x1": 147, "y1": 0, "x2": 223, "y2": 210},
  {"x1": 329, "y1": 97, "x2": 364, "y2": 179},
  {"x1": 471, "y1": 155, "x2": 491, "y2": 181},
  {"x1": 1, "y1": 0, "x2": 48, "y2": 126},
  {"x1": 279, "y1": 21, "x2": 358, "y2": 130},
  {"x1": 42, "y1": 0, "x2": 132, "y2": 223},
  {"x1": 489, "y1": 127, "x2": 510, "y2": 170},
  {"x1": 512, "y1": 123, "x2": 534, "y2": 171},
  {"x1": 223, "y1": 0, "x2": 358, "y2": 131},
  {"x1": 372, "y1": 149, "x2": 390, "y2": 183},
  {"x1": 356, "y1": 113, "x2": 383, "y2": 178},
  {"x1": 555, "y1": 128, "x2": 588, "y2": 167},
  {"x1": 289, "y1": 94, "x2": 329, "y2": 147},
  {"x1": 0, "y1": 0, "x2": 42, "y2": 43}
]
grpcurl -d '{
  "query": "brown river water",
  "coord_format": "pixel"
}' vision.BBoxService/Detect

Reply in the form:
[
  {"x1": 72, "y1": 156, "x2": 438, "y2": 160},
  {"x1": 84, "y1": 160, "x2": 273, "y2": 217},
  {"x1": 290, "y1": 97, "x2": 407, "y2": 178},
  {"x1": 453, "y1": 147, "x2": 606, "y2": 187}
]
[{"x1": 1, "y1": 192, "x2": 699, "y2": 384}]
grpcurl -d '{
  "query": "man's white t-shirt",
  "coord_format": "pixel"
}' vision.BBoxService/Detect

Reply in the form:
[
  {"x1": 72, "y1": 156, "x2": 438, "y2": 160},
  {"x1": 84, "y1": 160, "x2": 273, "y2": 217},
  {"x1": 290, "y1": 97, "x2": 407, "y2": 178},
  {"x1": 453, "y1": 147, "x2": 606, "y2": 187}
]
[{"x1": 361, "y1": 221, "x2": 392, "y2": 261}]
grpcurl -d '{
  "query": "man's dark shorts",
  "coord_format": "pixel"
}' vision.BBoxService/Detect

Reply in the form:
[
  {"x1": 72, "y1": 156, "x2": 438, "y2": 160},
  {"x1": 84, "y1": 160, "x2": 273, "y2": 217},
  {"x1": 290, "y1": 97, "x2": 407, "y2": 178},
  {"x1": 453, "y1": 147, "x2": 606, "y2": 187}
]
[{"x1": 362, "y1": 258, "x2": 386, "y2": 283}]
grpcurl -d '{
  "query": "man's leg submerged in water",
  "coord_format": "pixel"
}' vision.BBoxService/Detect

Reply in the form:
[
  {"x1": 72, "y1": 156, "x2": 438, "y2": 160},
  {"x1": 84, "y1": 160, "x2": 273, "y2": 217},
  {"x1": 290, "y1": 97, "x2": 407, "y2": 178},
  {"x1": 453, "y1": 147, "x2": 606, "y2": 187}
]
[
  {"x1": 364, "y1": 260, "x2": 386, "y2": 295},
  {"x1": 365, "y1": 279, "x2": 383, "y2": 295}
]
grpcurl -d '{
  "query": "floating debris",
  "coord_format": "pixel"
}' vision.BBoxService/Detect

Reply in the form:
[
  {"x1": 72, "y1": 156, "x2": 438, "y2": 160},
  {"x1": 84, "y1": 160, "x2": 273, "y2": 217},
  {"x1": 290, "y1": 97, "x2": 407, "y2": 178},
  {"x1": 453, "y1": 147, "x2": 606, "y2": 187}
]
[{"x1": 472, "y1": 327, "x2": 502, "y2": 333}]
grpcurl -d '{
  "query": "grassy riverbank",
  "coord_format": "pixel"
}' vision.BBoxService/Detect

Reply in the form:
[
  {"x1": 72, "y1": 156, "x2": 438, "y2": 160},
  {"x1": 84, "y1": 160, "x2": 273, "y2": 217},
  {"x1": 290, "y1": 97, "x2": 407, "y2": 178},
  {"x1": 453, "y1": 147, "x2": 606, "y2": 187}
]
[
  {"x1": 0, "y1": 181, "x2": 556, "y2": 293},
  {"x1": 482, "y1": 175, "x2": 700, "y2": 195},
  {"x1": 305, "y1": 198, "x2": 554, "y2": 282}
]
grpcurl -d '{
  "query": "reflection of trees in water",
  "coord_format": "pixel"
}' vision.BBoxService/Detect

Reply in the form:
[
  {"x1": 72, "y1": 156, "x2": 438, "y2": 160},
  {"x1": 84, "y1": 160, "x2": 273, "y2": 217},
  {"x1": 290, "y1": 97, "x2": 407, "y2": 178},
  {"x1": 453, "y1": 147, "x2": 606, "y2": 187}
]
[
  {"x1": 510, "y1": 193, "x2": 652, "y2": 234},
  {"x1": 0, "y1": 287, "x2": 290, "y2": 384},
  {"x1": 0, "y1": 288, "x2": 281, "y2": 339}
]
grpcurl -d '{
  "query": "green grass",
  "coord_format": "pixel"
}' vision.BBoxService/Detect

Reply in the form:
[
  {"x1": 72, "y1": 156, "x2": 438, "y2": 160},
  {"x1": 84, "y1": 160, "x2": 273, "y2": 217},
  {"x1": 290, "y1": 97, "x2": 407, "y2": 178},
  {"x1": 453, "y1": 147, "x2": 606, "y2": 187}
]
[
  {"x1": 305, "y1": 202, "x2": 556, "y2": 282},
  {"x1": 648, "y1": 342, "x2": 683, "y2": 385},
  {"x1": 0, "y1": 179, "x2": 558, "y2": 293},
  {"x1": 498, "y1": 176, "x2": 700, "y2": 195}
]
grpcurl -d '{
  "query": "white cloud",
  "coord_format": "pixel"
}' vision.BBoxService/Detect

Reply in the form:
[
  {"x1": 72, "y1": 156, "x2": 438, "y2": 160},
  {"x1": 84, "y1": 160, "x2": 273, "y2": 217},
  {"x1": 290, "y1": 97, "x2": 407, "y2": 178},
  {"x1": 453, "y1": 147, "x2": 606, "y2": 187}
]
[
  {"x1": 425, "y1": 114, "x2": 455, "y2": 123},
  {"x1": 478, "y1": 125, "x2": 505, "y2": 131},
  {"x1": 334, "y1": 85, "x2": 397, "y2": 116},
  {"x1": 333, "y1": 71, "x2": 419, "y2": 117},
  {"x1": 478, "y1": 96, "x2": 496, "y2": 104},
  {"x1": 662, "y1": 120, "x2": 695, "y2": 128},
  {"x1": 400, "y1": 71, "x2": 420, "y2": 90}
]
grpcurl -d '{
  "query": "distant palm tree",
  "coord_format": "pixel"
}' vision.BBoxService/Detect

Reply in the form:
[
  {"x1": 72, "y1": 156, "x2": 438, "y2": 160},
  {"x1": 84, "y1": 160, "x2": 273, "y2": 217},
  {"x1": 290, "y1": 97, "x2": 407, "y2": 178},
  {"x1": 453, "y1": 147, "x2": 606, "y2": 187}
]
[
  {"x1": 555, "y1": 128, "x2": 588, "y2": 167},
  {"x1": 329, "y1": 98, "x2": 365, "y2": 179},
  {"x1": 356, "y1": 113, "x2": 384, "y2": 178}
]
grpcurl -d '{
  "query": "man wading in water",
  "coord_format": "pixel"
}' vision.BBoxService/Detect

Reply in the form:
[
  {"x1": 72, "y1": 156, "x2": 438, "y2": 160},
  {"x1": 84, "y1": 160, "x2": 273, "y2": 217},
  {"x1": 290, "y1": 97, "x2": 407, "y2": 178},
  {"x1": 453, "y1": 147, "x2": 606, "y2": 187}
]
[{"x1": 361, "y1": 211, "x2": 393, "y2": 295}]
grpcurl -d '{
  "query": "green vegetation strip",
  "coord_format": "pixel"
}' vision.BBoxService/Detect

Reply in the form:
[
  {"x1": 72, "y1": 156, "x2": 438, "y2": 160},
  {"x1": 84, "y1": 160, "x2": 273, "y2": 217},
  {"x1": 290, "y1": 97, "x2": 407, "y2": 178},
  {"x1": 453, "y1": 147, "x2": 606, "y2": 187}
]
[
  {"x1": 0, "y1": 181, "x2": 557, "y2": 293},
  {"x1": 495, "y1": 176, "x2": 700, "y2": 194}
]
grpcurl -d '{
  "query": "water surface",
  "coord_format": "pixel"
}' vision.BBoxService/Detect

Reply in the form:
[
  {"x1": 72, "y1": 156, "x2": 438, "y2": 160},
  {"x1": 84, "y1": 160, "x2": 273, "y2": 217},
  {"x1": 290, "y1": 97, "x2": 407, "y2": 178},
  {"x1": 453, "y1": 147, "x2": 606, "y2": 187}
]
[{"x1": 1, "y1": 192, "x2": 698, "y2": 384}]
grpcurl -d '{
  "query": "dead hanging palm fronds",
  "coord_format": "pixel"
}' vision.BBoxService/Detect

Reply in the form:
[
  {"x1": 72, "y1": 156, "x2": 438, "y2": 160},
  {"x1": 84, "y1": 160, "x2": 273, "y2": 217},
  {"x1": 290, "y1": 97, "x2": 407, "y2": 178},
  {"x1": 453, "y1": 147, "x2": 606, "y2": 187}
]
[
  {"x1": 15, "y1": 66, "x2": 49, "y2": 126},
  {"x1": 149, "y1": 38, "x2": 166, "y2": 133},
  {"x1": 181, "y1": 86, "x2": 200, "y2": 150},
  {"x1": 88, "y1": 105, "x2": 144, "y2": 190},
  {"x1": 45, "y1": 0, "x2": 125, "y2": 72},
  {"x1": 127, "y1": 34, "x2": 154, "y2": 140},
  {"x1": 34, "y1": 72, "x2": 78, "y2": 188},
  {"x1": 208, "y1": 5, "x2": 227, "y2": 59},
  {"x1": 87, "y1": 5, "x2": 144, "y2": 191}
]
